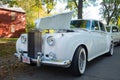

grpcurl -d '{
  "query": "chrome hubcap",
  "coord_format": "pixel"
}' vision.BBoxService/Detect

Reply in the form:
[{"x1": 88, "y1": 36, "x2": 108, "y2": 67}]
[{"x1": 78, "y1": 48, "x2": 86, "y2": 74}]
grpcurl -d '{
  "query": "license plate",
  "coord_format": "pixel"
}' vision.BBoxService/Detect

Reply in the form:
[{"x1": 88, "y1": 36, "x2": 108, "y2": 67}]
[{"x1": 22, "y1": 56, "x2": 30, "y2": 64}]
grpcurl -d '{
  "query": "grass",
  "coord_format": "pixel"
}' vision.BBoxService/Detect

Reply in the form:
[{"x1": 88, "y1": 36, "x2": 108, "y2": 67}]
[
  {"x1": 0, "y1": 38, "x2": 17, "y2": 43},
  {"x1": 0, "y1": 38, "x2": 17, "y2": 57},
  {"x1": 0, "y1": 42, "x2": 16, "y2": 57}
]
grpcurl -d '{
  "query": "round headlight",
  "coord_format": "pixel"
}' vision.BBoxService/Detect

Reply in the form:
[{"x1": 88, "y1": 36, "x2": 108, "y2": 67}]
[
  {"x1": 21, "y1": 35, "x2": 26, "y2": 44},
  {"x1": 47, "y1": 36, "x2": 55, "y2": 46}
]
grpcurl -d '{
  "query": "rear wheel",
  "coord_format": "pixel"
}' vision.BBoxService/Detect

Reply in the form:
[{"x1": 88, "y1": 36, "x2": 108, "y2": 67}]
[
  {"x1": 108, "y1": 42, "x2": 114, "y2": 56},
  {"x1": 71, "y1": 46, "x2": 87, "y2": 76}
]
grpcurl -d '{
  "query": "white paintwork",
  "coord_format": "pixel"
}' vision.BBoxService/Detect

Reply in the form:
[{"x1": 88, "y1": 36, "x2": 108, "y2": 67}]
[
  {"x1": 35, "y1": 11, "x2": 73, "y2": 30},
  {"x1": 15, "y1": 18, "x2": 112, "y2": 68},
  {"x1": 106, "y1": 26, "x2": 120, "y2": 43},
  {"x1": 16, "y1": 34, "x2": 27, "y2": 53}
]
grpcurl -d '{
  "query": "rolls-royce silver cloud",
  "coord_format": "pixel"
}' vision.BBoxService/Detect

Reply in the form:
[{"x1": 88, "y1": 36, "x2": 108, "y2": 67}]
[{"x1": 15, "y1": 12, "x2": 114, "y2": 76}]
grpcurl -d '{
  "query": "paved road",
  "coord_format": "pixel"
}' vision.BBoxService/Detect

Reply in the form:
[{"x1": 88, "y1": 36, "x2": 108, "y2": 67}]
[{"x1": 14, "y1": 46, "x2": 120, "y2": 80}]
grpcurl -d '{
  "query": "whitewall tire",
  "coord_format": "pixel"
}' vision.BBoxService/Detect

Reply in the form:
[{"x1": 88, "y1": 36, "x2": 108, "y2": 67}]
[
  {"x1": 108, "y1": 42, "x2": 114, "y2": 56},
  {"x1": 71, "y1": 46, "x2": 87, "y2": 76}
]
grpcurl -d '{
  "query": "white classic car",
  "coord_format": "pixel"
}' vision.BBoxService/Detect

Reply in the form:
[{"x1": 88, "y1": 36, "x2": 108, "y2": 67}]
[
  {"x1": 106, "y1": 25, "x2": 120, "y2": 45},
  {"x1": 15, "y1": 12, "x2": 114, "y2": 76}
]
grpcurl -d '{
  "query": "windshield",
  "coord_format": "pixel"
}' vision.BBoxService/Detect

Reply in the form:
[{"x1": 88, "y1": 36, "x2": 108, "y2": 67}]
[{"x1": 70, "y1": 20, "x2": 91, "y2": 30}]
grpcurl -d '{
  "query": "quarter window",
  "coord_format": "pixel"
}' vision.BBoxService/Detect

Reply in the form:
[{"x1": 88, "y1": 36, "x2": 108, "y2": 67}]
[
  {"x1": 112, "y1": 26, "x2": 118, "y2": 32},
  {"x1": 99, "y1": 22, "x2": 105, "y2": 31}
]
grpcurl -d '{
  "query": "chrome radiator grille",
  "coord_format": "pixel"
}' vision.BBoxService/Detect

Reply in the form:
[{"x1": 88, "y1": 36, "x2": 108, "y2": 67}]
[{"x1": 28, "y1": 30, "x2": 42, "y2": 58}]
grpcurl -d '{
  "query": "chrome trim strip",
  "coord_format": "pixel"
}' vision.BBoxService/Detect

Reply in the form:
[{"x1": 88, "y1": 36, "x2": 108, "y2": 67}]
[{"x1": 14, "y1": 53, "x2": 71, "y2": 67}]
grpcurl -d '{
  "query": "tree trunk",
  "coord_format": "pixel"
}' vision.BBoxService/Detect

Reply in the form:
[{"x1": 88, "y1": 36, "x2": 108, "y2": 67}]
[
  {"x1": 107, "y1": 17, "x2": 111, "y2": 25},
  {"x1": 78, "y1": 0, "x2": 83, "y2": 19}
]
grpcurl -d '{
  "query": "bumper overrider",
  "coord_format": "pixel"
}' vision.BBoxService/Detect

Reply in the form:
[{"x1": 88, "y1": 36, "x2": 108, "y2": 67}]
[{"x1": 14, "y1": 52, "x2": 71, "y2": 67}]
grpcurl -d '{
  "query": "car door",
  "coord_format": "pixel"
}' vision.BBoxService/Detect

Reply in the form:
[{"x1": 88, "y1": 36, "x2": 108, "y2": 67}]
[
  {"x1": 89, "y1": 20, "x2": 104, "y2": 58},
  {"x1": 98, "y1": 21, "x2": 107, "y2": 52}
]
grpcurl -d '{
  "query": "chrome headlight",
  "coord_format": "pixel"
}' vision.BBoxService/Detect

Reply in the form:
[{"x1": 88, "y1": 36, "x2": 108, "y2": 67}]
[
  {"x1": 47, "y1": 36, "x2": 55, "y2": 46},
  {"x1": 21, "y1": 35, "x2": 26, "y2": 44}
]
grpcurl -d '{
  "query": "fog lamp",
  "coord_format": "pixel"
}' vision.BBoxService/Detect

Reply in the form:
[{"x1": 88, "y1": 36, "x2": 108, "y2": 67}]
[{"x1": 48, "y1": 52, "x2": 56, "y2": 60}]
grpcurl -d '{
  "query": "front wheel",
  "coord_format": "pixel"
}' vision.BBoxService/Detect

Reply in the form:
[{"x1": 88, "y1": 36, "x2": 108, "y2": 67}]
[{"x1": 71, "y1": 46, "x2": 87, "y2": 76}]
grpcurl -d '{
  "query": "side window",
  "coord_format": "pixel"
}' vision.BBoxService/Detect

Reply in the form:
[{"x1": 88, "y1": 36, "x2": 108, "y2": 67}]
[
  {"x1": 91, "y1": 21, "x2": 99, "y2": 30},
  {"x1": 86, "y1": 20, "x2": 90, "y2": 29},
  {"x1": 99, "y1": 22, "x2": 105, "y2": 31}
]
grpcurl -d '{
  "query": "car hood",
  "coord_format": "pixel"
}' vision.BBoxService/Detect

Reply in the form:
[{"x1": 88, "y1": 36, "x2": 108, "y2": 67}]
[{"x1": 35, "y1": 11, "x2": 73, "y2": 30}]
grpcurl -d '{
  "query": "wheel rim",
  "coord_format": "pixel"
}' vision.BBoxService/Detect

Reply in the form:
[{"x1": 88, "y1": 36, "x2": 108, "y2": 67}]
[{"x1": 78, "y1": 48, "x2": 86, "y2": 74}]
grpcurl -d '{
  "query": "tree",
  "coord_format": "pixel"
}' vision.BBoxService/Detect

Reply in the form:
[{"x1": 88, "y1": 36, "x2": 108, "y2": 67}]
[
  {"x1": 16, "y1": 0, "x2": 49, "y2": 31},
  {"x1": 43, "y1": 0, "x2": 56, "y2": 14},
  {"x1": 101, "y1": 0, "x2": 120, "y2": 25},
  {"x1": 72, "y1": 0, "x2": 83, "y2": 19},
  {"x1": 67, "y1": 0, "x2": 84, "y2": 19},
  {"x1": 78, "y1": 0, "x2": 83, "y2": 19},
  {"x1": 19, "y1": 0, "x2": 56, "y2": 31},
  {"x1": 0, "y1": 0, "x2": 18, "y2": 7}
]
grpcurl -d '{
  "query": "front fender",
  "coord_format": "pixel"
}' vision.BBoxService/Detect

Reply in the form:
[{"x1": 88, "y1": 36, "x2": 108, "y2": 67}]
[
  {"x1": 55, "y1": 33, "x2": 90, "y2": 61},
  {"x1": 16, "y1": 34, "x2": 27, "y2": 53}
]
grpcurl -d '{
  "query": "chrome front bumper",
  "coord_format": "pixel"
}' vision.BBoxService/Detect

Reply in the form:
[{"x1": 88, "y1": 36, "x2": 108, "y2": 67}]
[{"x1": 14, "y1": 53, "x2": 71, "y2": 68}]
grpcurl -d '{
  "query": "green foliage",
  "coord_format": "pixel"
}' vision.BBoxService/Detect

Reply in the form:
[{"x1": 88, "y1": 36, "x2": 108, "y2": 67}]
[
  {"x1": 21, "y1": 0, "x2": 56, "y2": 31},
  {"x1": 118, "y1": 17, "x2": 120, "y2": 29},
  {"x1": 67, "y1": 1, "x2": 76, "y2": 10},
  {"x1": 0, "y1": 0, "x2": 18, "y2": 7},
  {"x1": 66, "y1": 0, "x2": 77, "y2": 17},
  {"x1": 16, "y1": 0, "x2": 37, "y2": 31},
  {"x1": 102, "y1": 0, "x2": 120, "y2": 25},
  {"x1": 0, "y1": 38, "x2": 16, "y2": 56},
  {"x1": 43, "y1": 0, "x2": 56, "y2": 14},
  {"x1": 0, "y1": 38, "x2": 17, "y2": 42},
  {"x1": 66, "y1": 0, "x2": 84, "y2": 19}
]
